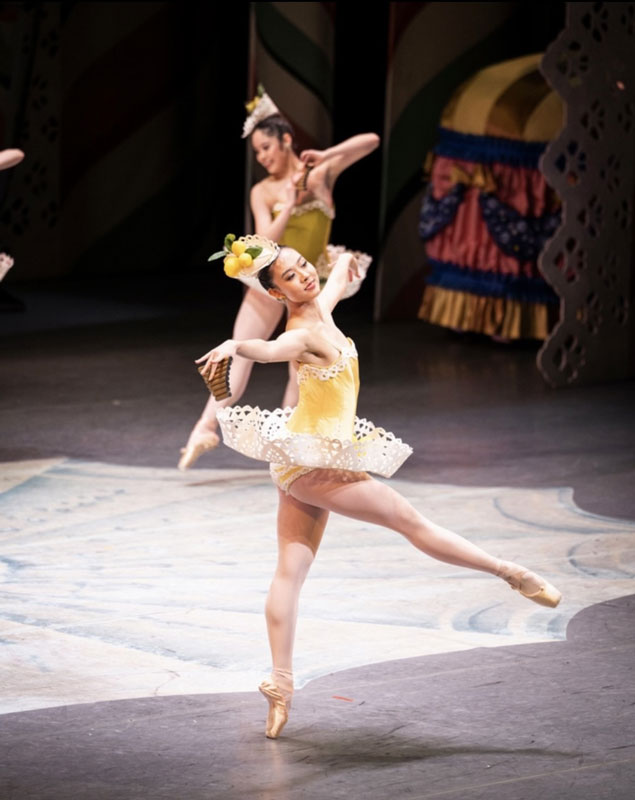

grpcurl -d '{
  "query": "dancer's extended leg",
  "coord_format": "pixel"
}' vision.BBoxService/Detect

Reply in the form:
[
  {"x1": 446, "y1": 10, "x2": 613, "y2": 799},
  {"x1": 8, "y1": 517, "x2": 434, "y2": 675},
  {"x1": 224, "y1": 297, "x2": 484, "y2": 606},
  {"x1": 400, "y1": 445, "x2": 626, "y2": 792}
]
[
  {"x1": 179, "y1": 288, "x2": 285, "y2": 469},
  {"x1": 288, "y1": 470, "x2": 561, "y2": 606},
  {"x1": 289, "y1": 471, "x2": 500, "y2": 572}
]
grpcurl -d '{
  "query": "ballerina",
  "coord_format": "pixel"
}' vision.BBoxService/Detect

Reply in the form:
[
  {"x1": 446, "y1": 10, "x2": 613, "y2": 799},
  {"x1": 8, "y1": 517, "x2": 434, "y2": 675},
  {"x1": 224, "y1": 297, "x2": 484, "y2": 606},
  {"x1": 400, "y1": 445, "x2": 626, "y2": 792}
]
[
  {"x1": 178, "y1": 88, "x2": 379, "y2": 469},
  {"x1": 197, "y1": 235, "x2": 562, "y2": 739}
]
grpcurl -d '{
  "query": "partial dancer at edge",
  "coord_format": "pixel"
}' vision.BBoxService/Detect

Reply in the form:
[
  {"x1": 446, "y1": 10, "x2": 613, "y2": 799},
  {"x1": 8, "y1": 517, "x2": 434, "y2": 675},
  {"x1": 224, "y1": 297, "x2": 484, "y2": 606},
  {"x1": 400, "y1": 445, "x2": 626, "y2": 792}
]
[
  {"x1": 178, "y1": 88, "x2": 379, "y2": 470},
  {"x1": 197, "y1": 234, "x2": 562, "y2": 740},
  {"x1": 0, "y1": 149, "x2": 26, "y2": 288}
]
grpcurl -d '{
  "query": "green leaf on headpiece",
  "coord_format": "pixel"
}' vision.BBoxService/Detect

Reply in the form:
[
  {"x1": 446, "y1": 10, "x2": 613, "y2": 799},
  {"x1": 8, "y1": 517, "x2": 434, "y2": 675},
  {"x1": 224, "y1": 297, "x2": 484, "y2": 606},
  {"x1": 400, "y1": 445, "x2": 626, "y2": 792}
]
[
  {"x1": 257, "y1": 83, "x2": 265, "y2": 98},
  {"x1": 245, "y1": 246, "x2": 263, "y2": 258},
  {"x1": 208, "y1": 250, "x2": 227, "y2": 261},
  {"x1": 223, "y1": 233, "x2": 236, "y2": 250}
]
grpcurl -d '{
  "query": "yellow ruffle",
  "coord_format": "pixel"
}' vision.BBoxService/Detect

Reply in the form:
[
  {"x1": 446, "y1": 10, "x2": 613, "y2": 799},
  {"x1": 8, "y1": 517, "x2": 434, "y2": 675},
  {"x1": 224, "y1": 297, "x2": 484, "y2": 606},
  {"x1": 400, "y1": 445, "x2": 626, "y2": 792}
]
[{"x1": 418, "y1": 285, "x2": 555, "y2": 340}]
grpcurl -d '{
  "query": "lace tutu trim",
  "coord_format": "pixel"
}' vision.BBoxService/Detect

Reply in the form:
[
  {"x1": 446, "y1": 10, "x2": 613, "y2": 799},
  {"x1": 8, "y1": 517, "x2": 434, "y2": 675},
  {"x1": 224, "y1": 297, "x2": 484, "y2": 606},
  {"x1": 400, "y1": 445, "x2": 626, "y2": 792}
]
[
  {"x1": 316, "y1": 245, "x2": 372, "y2": 299},
  {"x1": 217, "y1": 406, "x2": 412, "y2": 478}
]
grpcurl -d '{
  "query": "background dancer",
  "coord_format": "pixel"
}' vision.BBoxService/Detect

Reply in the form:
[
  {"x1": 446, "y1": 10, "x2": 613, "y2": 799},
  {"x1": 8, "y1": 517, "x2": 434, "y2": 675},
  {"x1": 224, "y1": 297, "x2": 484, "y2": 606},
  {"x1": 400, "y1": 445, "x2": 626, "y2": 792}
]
[{"x1": 178, "y1": 89, "x2": 379, "y2": 470}]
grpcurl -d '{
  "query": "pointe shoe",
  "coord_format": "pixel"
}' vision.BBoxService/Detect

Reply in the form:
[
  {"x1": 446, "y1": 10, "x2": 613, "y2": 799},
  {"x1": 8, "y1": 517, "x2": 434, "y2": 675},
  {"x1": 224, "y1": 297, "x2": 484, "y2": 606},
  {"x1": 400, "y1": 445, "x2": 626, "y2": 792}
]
[
  {"x1": 497, "y1": 561, "x2": 562, "y2": 608},
  {"x1": 258, "y1": 680, "x2": 290, "y2": 739},
  {"x1": 177, "y1": 431, "x2": 220, "y2": 471}
]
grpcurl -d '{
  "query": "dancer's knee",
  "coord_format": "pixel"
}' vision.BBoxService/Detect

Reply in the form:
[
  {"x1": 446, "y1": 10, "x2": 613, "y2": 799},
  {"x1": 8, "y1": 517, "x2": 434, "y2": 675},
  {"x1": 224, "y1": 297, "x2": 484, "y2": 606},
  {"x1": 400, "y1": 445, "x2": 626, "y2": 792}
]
[{"x1": 275, "y1": 552, "x2": 315, "y2": 585}]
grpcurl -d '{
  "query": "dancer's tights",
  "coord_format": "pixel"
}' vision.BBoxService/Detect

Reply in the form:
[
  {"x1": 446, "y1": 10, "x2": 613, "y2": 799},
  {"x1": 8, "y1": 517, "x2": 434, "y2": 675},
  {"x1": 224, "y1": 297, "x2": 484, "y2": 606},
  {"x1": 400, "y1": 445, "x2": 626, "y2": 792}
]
[{"x1": 265, "y1": 471, "x2": 504, "y2": 695}]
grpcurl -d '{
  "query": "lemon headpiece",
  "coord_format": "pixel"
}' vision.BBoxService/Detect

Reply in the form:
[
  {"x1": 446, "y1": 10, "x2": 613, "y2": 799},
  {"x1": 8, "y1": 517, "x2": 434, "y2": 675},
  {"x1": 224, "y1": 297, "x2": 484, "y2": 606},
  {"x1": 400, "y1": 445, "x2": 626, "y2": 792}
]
[
  {"x1": 209, "y1": 233, "x2": 280, "y2": 281},
  {"x1": 242, "y1": 85, "x2": 280, "y2": 138}
]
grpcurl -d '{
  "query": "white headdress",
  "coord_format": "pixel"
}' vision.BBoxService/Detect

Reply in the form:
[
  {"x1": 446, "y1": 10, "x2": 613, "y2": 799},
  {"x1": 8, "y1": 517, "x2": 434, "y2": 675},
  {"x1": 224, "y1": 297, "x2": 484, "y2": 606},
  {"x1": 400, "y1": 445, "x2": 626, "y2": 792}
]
[
  {"x1": 209, "y1": 233, "x2": 280, "y2": 283},
  {"x1": 242, "y1": 85, "x2": 280, "y2": 138}
]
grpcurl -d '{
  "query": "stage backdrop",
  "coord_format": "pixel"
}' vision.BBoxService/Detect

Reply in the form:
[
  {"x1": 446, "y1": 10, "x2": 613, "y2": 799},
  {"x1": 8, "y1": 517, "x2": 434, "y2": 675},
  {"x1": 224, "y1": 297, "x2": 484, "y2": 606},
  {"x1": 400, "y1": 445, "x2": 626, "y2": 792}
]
[
  {"x1": 374, "y1": 2, "x2": 566, "y2": 320},
  {"x1": 244, "y1": 2, "x2": 335, "y2": 231},
  {"x1": 0, "y1": 2, "x2": 248, "y2": 281},
  {"x1": 537, "y1": 1, "x2": 635, "y2": 386}
]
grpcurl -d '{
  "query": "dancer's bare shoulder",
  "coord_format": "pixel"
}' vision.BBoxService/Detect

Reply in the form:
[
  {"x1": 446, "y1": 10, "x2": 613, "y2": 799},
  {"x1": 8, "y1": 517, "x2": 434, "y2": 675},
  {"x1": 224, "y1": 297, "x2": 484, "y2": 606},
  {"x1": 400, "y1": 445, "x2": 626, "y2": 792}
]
[
  {"x1": 286, "y1": 319, "x2": 348, "y2": 366},
  {"x1": 251, "y1": 175, "x2": 284, "y2": 208}
]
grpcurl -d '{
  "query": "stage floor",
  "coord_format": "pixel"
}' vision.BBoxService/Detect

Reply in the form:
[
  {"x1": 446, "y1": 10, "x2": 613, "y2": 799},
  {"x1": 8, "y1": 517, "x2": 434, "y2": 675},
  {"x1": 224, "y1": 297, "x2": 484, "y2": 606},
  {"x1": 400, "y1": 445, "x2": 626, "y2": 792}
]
[{"x1": 1, "y1": 279, "x2": 634, "y2": 798}]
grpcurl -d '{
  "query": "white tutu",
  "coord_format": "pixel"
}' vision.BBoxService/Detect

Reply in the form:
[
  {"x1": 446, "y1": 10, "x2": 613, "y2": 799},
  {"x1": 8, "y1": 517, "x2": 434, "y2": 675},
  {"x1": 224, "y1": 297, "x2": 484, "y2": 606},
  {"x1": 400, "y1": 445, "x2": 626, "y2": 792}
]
[{"x1": 217, "y1": 405, "x2": 412, "y2": 478}]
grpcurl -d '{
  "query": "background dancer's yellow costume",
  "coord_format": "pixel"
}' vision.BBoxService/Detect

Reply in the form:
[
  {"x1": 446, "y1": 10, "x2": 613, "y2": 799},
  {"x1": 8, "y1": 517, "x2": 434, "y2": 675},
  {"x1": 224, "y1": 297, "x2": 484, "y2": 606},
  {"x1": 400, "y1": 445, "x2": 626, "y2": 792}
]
[
  {"x1": 217, "y1": 337, "x2": 412, "y2": 490},
  {"x1": 241, "y1": 199, "x2": 371, "y2": 299},
  {"x1": 274, "y1": 200, "x2": 331, "y2": 268}
]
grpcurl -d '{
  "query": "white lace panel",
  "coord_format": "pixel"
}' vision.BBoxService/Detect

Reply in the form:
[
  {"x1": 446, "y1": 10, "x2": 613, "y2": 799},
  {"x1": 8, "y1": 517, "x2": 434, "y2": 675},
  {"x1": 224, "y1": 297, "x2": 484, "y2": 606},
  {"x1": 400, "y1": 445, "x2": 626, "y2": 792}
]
[
  {"x1": 297, "y1": 343, "x2": 358, "y2": 384},
  {"x1": 316, "y1": 246, "x2": 373, "y2": 299}
]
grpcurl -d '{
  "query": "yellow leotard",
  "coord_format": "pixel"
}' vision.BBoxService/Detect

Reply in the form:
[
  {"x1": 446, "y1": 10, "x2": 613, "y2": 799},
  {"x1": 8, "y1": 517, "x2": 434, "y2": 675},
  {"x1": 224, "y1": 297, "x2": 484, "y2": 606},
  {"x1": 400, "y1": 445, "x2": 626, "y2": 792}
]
[
  {"x1": 274, "y1": 200, "x2": 333, "y2": 270},
  {"x1": 217, "y1": 339, "x2": 412, "y2": 492}
]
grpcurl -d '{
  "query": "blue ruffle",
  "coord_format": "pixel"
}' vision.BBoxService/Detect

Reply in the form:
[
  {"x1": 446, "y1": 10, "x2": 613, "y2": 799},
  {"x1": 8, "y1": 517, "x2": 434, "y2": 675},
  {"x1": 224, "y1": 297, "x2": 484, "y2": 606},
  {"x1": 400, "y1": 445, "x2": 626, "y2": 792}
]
[
  {"x1": 478, "y1": 194, "x2": 561, "y2": 262},
  {"x1": 434, "y1": 127, "x2": 547, "y2": 168},
  {"x1": 419, "y1": 183, "x2": 465, "y2": 241},
  {"x1": 426, "y1": 258, "x2": 558, "y2": 304}
]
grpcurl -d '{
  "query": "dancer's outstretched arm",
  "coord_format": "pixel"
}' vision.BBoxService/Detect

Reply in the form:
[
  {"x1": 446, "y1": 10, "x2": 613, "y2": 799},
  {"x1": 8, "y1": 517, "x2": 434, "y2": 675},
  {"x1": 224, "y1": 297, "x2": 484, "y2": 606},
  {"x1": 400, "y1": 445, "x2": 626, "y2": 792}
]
[
  {"x1": 251, "y1": 177, "x2": 298, "y2": 242},
  {"x1": 196, "y1": 328, "x2": 312, "y2": 378},
  {"x1": 300, "y1": 133, "x2": 380, "y2": 187},
  {"x1": 184, "y1": 287, "x2": 286, "y2": 427}
]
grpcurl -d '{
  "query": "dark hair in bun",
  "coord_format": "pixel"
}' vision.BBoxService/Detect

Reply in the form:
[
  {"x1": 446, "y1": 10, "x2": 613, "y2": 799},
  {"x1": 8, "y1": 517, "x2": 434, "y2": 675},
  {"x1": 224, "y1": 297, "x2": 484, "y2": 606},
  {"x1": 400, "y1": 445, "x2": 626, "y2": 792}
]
[
  {"x1": 257, "y1": 263, "x2": 275, "y2": 291},
  {"x1": 253, "y1": 114, "x2": 295, "y2": 143},
  {"x1": 257, "y1": 246, "x2": 292, "y2": 292}
]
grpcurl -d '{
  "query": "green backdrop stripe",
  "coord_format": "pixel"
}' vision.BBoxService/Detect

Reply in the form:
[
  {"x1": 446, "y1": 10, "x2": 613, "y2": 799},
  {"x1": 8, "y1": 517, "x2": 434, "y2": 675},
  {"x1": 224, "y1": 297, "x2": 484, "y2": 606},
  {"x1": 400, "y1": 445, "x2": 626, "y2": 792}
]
[
  {"x1": 255, "y1": 2, "x2": 333, "y2": 111},
  {"x1": 382, "y1": 11, "x2": 526, "y2": 232}
]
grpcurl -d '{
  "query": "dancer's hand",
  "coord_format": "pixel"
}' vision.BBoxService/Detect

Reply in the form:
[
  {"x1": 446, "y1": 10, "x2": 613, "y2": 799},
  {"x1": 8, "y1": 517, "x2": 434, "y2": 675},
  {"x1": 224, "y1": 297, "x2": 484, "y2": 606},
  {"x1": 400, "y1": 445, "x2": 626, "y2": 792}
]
[
  {"x1": 299, "y1": 148, "x2": 327, "y2": 167},
  {"x1": 344, "y1": 254, "x2": 361, "y2": 282},
  {"x1": 319, "y1": 253, "x2": 359, "y2": 313},
  {"x1": 0, "y1": 148, "x2": 25, "y2": 171},
  {"x1": 196, "y1": 340, "x2": 238, "y2": 379},
  {"x1": 333, "y1": 252, "x2": 359, "y2": 282},
  {"x1": 0, "y1": 252, "x2": 14, "y2": 282}
]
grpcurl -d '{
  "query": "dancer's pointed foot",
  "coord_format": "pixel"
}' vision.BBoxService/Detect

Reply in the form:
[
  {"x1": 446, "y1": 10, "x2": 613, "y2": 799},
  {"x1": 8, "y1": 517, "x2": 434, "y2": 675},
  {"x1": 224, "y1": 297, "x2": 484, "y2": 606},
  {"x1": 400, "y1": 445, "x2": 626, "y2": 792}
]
[
  {"x1": 259, "y1": 668, "x2": 293, "y2": 739},
  {"x1": 259, "y1": 680, "x2": 290, "y2": 739},
  {"x1": 497, "y1": 560, "x2": 562, "y2": 608},
  {"x1": 177, "y1": 431, "x2": 220, "y2": 471}
]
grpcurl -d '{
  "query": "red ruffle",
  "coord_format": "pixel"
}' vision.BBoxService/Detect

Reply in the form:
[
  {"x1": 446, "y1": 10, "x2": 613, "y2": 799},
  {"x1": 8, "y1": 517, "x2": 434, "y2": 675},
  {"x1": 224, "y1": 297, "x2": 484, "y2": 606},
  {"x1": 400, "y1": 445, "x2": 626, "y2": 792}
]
[{"x1": 425, "y1": 157, "x2": 559, "y2": 278}]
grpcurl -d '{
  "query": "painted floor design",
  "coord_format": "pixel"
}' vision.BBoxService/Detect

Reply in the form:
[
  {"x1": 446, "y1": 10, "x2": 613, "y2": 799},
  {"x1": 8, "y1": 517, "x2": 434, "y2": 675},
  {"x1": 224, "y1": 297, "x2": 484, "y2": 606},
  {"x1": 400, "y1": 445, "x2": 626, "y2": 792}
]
[{"x1": 1, "y1": 458, "x2": 633, "y2": 715}]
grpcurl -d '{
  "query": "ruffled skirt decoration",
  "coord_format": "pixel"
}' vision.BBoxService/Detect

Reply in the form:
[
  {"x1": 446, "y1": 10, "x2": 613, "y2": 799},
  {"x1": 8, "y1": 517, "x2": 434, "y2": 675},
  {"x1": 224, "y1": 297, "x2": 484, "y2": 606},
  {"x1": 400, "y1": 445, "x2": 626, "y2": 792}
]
[
  {"x1": 317, "y1": 245, "x2": 372, "y2": 299},
  {"x1": 418, "y1": 127, "x2": 561, "y2": 340},
  {"x1": 217, "y1": 405, "x2": 412, "y2": 478}
]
